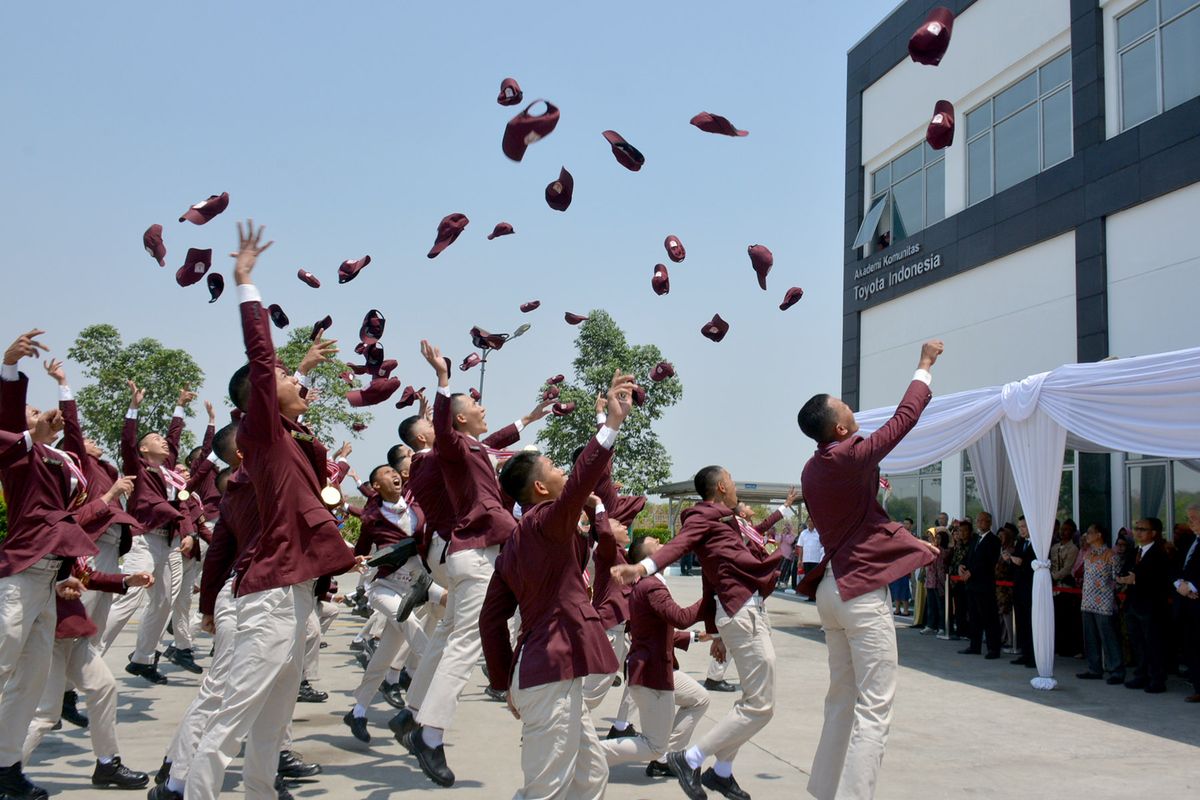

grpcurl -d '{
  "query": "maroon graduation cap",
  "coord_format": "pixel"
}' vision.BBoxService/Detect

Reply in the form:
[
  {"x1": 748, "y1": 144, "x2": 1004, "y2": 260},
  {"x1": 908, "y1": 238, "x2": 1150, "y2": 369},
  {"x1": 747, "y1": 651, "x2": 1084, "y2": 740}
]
[
  {"x1": 520, "y1": 300, "x2": 541, "y2": 313},
  {"x1": 470, "y1": 326, "x2": 508, "y2": 351},
  {"x1": 206, "y1": 273, "x2": 224, "y2": 303},
  {"x1": 551, "y1": 401, "x2": 576, "y2": 417},
  {"x1": 542, "y1": 385, "x2": 560, "y2": 402},
  {"x1": 502, "y1": 100, "x2": 560, "y2": 161},
  {"x1": 546, "y1": 374, "x2": 565, "y2": 385},
  {"x1": 650, "y1": 361, "x2": 675, "y2": 382},
  {"x1": 360, "y1": 309, "x2": 386, "y2": 346},
  {"x1": 664, "y1": 234, "x2": 686, "y2": 263},
  {"x1": 779, "y1": 287, "x2": 805, "y2": 311},
  {"x1": 497, "y1": 77, "x2": 523, "y2": 106},
  {"x1": 351, "y1": 421, "x2": 368, "y2": 432},
  {"x1": 395, "y1": 385, "x2": 423, "y2": 409},
  {"x1": 701, "y1": 313, "x2": 729, "y2": 342},
  {"x1": 652, "y1": 264, "x2": 670, "y2": 296},
  {"x1": 460, "y1": 353, "x2": 482, "y2": 371},
  {"x1": 338, "y1": 256, "x2": 371, "y2": 284},
  {"x1": 143, "y1": 224, "x2": 166, "y2": 266},
  {"x1": 179, "y1": 192, "x2": 229, "y2": 225},
  {"x1": 469, "y1": 387, "x2": 482, "y2": 402},
  {"x1": 428, "y1": 213, "x2": 470, "y2": 259},
  {"x1": 689, "y1": 112, "x2": 749, "y2": 137},
  {"x1": 310, "y1": 315, "x2": 332, "y2": 341},
  {"x1": 347, "y1": 377, "x2": 401, "y2": 408},
  {"x1": 297, "y1": 269, "x2": 321, "y2": 288},
  {"x1": 545, "y1": 167, "x2": 574, "y2": 211},
  {"x1": 602, "y1": 130, "x2": 645, "y2": 171},
  {"x1": 909, "y1": 7, "x2": 955, "y2": 66},
  {"x1": 926, "y1": 100, "x2": 955, "y2": 150},
  {"x1": 748, "y1": 244, "x2": 773, "y2": 290},
  {"x1": 269, "y1": 304, "x2": 290, "y2": 329},
  {"x1": 487, "y1": 222, "x2": 515, "y2": 240},
  {"x1": 564, "y1": 312, "x2": 588, "y2": 325},
  {"x1": 175, "y1": 248, "x2": 213, "y2": 287},
  {"x1": 631, "y1": 385, "x2": 647, "y2": 406}
]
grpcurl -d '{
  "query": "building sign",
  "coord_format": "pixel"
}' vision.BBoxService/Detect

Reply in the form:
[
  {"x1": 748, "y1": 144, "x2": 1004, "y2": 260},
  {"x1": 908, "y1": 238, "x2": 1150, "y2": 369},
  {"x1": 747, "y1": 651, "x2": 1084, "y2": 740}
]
[{"x1": 852, "y1": 243, "x2": 943, "y2": 304}]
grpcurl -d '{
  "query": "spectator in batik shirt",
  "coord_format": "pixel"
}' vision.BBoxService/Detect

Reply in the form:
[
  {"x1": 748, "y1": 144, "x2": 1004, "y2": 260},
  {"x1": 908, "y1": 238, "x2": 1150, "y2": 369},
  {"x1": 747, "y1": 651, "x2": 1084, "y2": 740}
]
[{"x1": 1077, "y1": 524, "x2": 1125, "y2": 684}]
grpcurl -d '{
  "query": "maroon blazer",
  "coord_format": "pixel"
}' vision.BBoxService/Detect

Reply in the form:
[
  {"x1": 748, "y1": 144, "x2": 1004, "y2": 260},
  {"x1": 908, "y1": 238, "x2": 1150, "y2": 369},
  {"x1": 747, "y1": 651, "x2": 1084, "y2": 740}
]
[
  {"x1": 480, "y1": 435, "x2": 619, "y2": 691},
  {"x1": 235, "y1": 297, "x2": 356, "y2": 596},
  {"x1": 56, "y1": 559, "x2": 128, "y2": 640},
  {"x1": 405, "y1": 449, "x2": 455, "y2": 555},
  {"x1": 187, "y1": 424, "x2": 221, "y2": 522},
  {"x1": 626, "y1": 576, "x2": 704, "y2": 690},
  {"x1": 651, "y1": 502, "x2": 780, "y2": 624},
  {"x1": 588, "y1": 467, "x2": 644, "y2": 630},
  {"x1": 801, "y1": 379, "x2": 935, "y2": 600},
  {"x1": 122, "y1": 408, "x2": 185, "y2": 535},
  {"x1": 0, "y1": 374, "x2": 98, "y2": 577},
  {"x1": 432, "y1": 390, "x2": 522, "y2": 553},
  {"x1": 58, "y1": 398, "x2": 138, "y2": 540},
  {"x1": 198, "y1": 467, "x2": 259, "y2": 615},
  {"x1": 355, "y1": 494, "x2": 412, "y2": 578}
]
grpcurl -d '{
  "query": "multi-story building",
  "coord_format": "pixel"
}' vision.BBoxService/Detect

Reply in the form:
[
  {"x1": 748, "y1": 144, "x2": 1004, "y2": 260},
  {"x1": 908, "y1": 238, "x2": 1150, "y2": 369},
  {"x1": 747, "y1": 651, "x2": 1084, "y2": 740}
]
[{"x1": 843, "y1": 0, "x2": 1200, "y2": 534}]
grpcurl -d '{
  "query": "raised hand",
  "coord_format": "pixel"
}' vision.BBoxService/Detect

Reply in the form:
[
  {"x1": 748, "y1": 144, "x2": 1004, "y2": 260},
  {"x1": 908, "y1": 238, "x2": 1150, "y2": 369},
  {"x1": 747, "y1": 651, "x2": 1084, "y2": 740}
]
[
  {"x1": 604, "y1": 369, "x2": 639, "y2": 430},
  {"x1": 205, "y1": 400, "x2": 216, "y2": 424},
  {"x1": 919, "y1": 339, "x2": 945, "y2": 369},
  {"x1": 335, "y1": 441, "x2": 352, "y2": 460},
  {"x1": 299, "y1": 336, "x2": 338, "y2": 375},
  {"x1": 594, "y1": 392, "x2": 607, "y2": 415},
  {"x1": 127, "y1": 380, "x2": 145, "y2": 409},
  {"x1": 56, "y1": 576, "x2": 85, "y2": 600},
  {"x1": 178, "y1": 385, "x2": 197, "y2": 407},
  {"x1": 43, "y1": 358, "x2": 67, "y2": 385},
  {"x1": 784, "y1": 486, "x2": 799, "y2": 509},
  {"x1": 4, "y1": 329, "x2": 49, "y2": 366},
  {"x1": 102, "y1": 475, "x2": 136, "y2": 504},
  {"x1": 610, "y1": 563, "x2": 643, "y2": 586},
  {"x1": 126, "y1": 571, "x2": 154, "y2": 588},
  {"x1": 709, "y1": 639, "x2": 727, "y2": 663},
  {"x1": 524, "y1": 400, "x2": 555, "y2": 425},
  {"x1": 420, "y1": 340, "x2": 449, "y2": 386},
  {"x1": 418, "y1": 390, "x2": 431, "y2": 421},
  {"x1": 32, "y1": 409, "x2": 64, "y2": 441},
  {"x1": 230, "y1": 219, "x2": 274, "y2": 284}
]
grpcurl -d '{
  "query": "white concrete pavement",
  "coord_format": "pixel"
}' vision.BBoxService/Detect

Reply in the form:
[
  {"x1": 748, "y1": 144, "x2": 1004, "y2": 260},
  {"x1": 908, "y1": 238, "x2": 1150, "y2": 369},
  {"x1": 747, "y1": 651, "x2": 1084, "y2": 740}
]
[{"x1": 22, "y1": 575, "x2": 1200, "y2": 799}]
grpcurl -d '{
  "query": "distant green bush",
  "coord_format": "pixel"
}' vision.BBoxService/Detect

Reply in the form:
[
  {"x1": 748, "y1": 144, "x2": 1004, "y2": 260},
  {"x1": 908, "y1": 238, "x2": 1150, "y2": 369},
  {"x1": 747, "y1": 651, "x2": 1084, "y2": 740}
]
[
  {"x1": 634, "y1": 524, "x2": 672, "y2": 544},
  {"x1": 0, "y1": 493, "x2": 7, "y2": 545},
  {"x1": 339, "y1": 512, "x2": 361, "y2": 545}
]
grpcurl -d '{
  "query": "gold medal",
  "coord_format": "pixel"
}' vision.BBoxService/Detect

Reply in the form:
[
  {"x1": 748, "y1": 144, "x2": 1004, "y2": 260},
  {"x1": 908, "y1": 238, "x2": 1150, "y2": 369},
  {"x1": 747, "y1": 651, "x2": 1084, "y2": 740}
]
[
  {"x1": 177, "y1": 489, "x2": 191, "y2": 502},
  {"x1": 320, "y1": 485, "x2": 344, "y2": 509}
]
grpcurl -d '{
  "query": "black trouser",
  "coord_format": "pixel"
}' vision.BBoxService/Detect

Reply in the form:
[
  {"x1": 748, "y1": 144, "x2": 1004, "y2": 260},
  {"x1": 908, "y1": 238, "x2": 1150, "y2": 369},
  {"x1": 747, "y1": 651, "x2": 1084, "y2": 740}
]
[
  {"x1": 1013, "y1": 584, "x2": 1034, "y2": 661},
  {"x1": 1180, "y1": 598, "x2": 1200, "y2": 693},
  {"x1": 777, "y1": 557, "x2": 796, "y2": 590},
  {"x1": 1054, "y1": 591, "x2": 1083, "y2": 656},
  {"x1": 968, "y1": 585, "x2": 1002, "y2": 654},
  {"x1": 950, "y1": 582, "x2": 971, "y2": 638},
  {"x1": 1125, "y1": 605, "x2": 1167, "y2": 687}
]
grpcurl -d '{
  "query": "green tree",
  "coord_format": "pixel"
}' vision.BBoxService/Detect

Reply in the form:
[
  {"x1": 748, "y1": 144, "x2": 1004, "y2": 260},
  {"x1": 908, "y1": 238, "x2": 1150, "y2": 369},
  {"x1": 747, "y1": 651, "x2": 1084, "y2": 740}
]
[
  {"x1": 67, "y1": 325, "x2": 205, "y2": 459},
  {"x1": 537, "y1": 310, "x2": 681, "y2": 493},
  {"x1": 275, "y1": 328, "x2": 371, "y2": 442}
]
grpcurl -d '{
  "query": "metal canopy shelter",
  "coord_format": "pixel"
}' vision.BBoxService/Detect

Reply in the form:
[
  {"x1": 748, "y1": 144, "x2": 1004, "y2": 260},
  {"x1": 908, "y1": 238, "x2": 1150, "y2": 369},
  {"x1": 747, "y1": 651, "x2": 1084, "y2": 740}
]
[{"x1": 648, "y1": 481, "x2": 802, "y2": 537}]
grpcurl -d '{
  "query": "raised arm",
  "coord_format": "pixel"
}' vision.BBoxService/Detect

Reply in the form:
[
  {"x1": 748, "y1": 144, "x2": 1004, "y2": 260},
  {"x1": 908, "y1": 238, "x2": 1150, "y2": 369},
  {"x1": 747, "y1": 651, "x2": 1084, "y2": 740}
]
[
  {"x1": 47, "y1": 359, "x2": 86, "y2": 461},
  {"x1": 199, "y1": 518, "x2": 237, "y2": 616},
  {"x1": 852, "y1": 340, "x2": 942, "y2": 467},
  {"x1": 482, "y1": 398, "x2": 554, "y2": 450},
  {"x1": 421, "y1": 341, "x2": 471, "y2": 465},
  {"x1": 165, "y1": 386, "x2": 194, "y2": 468},
  {"x1": 479, "y1": 567, "x2": 520, "y2": 692},
  {"x1": 121, "y1": 380, "x2": 145, "y2": 476},
  {"x1": 1, "y1": 330, "x2": 48, "y2": 433},
  {"x1": 645, "y1": 579, "x2": 706, "y2": 629},
  {"x1": 231, "y1": 219, "x2": 281, "y2": 444}
]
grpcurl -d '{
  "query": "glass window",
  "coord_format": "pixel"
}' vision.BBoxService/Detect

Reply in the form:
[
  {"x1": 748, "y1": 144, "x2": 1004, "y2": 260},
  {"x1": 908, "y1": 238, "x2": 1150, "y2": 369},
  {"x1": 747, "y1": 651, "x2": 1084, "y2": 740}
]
[
  {"x1": 966, "y1": 51, "x2": 1072, "y2": 205},
  {"x1": 1162, "y1": 6, "x2": 1200, "y2": 110},
  {"x1": 1129, "y1": 463, "x2": 1169, "y2": 523},
  {"x1": 857, "y1": 140, "x2": 946, "y2": 253},
  {"x1": 1117, "y1": 1, "x2": 1200, "y2": 131},
  {"x1": 968, "y1": 135, "x2": 992, "y2": 204},
  {"x1": 1172, "y1": 461, "x2": 1200, "y2": 531},
  {"x1": 964, "y1": 474, "x2": 985, "y2": 523},
  {"x1": 994, "y1": 104, "x2": 1040, "y2": 192},
  {"x1": 884, "y1": 475, "x2": 920, "y2": 523},
  {"x1": 1042, "y1": 87, "x2": 1073, "y2": 168},
  {"x1": 1058, "y1": 468, "x2": 1075, "y2": 523}
]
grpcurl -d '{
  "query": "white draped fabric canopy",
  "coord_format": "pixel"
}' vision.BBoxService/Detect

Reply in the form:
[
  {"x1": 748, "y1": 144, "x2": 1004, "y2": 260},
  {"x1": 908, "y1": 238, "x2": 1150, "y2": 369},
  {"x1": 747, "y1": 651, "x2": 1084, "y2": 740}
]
[{"x1": 854, "y1": 346, "x2": 1200, "y2": 689}]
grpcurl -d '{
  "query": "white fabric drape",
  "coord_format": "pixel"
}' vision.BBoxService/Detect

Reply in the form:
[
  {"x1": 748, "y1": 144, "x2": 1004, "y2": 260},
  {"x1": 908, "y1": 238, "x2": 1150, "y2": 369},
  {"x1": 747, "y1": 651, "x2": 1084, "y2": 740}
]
[
  {"x1": 965, "y1": 427, "x2": 1019, "y2": 528},
  {"x1": 849, "y1": 345, "x2": 1200, "y2": 690}
]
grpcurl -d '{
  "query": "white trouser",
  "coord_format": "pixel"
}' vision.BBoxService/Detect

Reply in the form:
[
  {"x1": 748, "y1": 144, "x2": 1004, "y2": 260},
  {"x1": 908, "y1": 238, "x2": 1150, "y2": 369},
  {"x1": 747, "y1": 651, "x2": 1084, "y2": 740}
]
[
  {"x1": 510, "y1": 655, "x2": 606, "y2": 800},
  {"x1": 706, "y1": 654, "x2": 731, "y2": 682},
  {"x1": 808, "y1": 574, "x2": 897, "y2": 800},
  {"x1": 169, "y1": 543, "x2": 203, "y2": 652},
  {"x1": 405, "y1": 535, "x2": 452, "y2": 710},
  {"x1": 132, "y1": 531, "x2": 177, "y2": 665},
  {"x1": 100, "y1": 534, "x2": 153, "y2": 655},
  {"x1": 24, "y1": 636, "x2": 120, "y2": 762},
  {"x1": 317, "y1": 599, "x2": 339, "y2": 634},
  {"x1": 167, "y1": 577, "x2": 237, "y2": 780},
  {"x1": 83, "y1": 527, "x2": 122, "y2": 638},
  {"x1": 352, "y1": 565, "x2": 430, "y2": 708},
  {"x1": 416, "y1": 545, "x2": 497, "y2": 730},
  {"x1": 694, "y1": 602, "x2": 775, "y2": 763},
  {"x1": 599, "y1": 671, "x2": 709, "y2": 764},
  {"x1": 184, "y1": 580, "x2": 313, "y2": 800},
  {"x1": 0, "y1": 559, "x2": 60, "y2": 766},
  {"x1": 302, "y1": 599, "x2": 340, "y2": 682},
  {"x1": 583, "y1": 624, "x2": 629, "y2": 710}
]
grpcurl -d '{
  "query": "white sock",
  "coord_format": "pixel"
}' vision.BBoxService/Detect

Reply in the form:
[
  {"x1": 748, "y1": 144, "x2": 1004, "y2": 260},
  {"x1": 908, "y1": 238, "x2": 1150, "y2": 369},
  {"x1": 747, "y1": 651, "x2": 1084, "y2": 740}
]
[
  {"x1": 714, "y1": 759, "x2": 734, "y2": 778},
  {"x1": 654, "y1": 756, "x2": 668, "y2": 765},
  {"x1": 385, "y1": 669, "x2": 401, "y2": 684},
  {"x1": 613, "y1": 720, "x2": 630, "y2": 731},
  {"x1": 685, "y1": 746, "x2": 705, "y2": 770},
  {"x1": 98, "y1": 755, "x2": 113, "y2": 765},
  {"x1": 166, "y1": 776, "x2": 185, "y2": 793},
  {"x1": 422, "y1": 726, "x2": 444, "y2": 748},
  {"x1": 353, "y1": 704, "x2": 367, "y2": 719}
]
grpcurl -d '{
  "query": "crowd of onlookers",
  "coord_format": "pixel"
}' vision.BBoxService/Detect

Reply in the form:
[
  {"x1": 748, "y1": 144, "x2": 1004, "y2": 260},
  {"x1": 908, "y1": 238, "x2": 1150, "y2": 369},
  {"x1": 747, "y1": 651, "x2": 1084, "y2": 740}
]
[{"x1": 764, "y1": 505, "x2": 1200, "y2": 702}]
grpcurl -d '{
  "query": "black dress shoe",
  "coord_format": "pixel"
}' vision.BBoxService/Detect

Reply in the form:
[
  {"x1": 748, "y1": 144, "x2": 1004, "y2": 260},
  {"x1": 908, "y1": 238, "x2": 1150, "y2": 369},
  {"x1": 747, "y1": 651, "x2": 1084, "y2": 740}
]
[
  {"x1": 605, "y1": 724, "x2": 637, "y2": 740},
  {"x1": 277, "y1": 750, "x2": 322, "y2": 779},
  {"x1": 62, "y1": 690, "x2": 89, "y2": 728},
  {"x1": 297, "y1": 680, "x2": 328, "y2": 703},
  {"x1": 612, "y1": 674, "x2": 623, "y2": 687},
  {"x1": 397, "y1": 571, "x2": 432, "y2": 624},
  {"x1": 154, "y1": 757, "x2": 171, "y2": 785},
  {"x1": 1010, "y1": 656, "x2": 1030, "y2": 665},
  {"x1": 147, "y1": 783, "x2": 183, "y2": 800},
  {"x1": 343, "y1": 711, "x2": 371, "y2": 743},
  {"x1": 1125, "y1": 678, "x2": 1150, "y2": 689},
  {"x1": 319, "y1": 641, "x2": 328, "y2": 649},
  {"x1": 165, "y1": 647, "x2": 203, "y2": 675},
  {"x1": 349, "y1": 639, "x2": 367, "y2": 652},
  {"x1": 380, "y1": 681, "x2": 406, "y2": 709},
  {"x1": 1076, "y1": 672, "x2": 1103, "y2": 680},
  {"x1": 397, "y1": 667, "x2": 413, "y2": 691},
  {"x1": 355, "y1": 650, "x2": 372, "y2": 671},
  {"x1": 957, "y1": 648, "x2": 981, "y2": 655},
  {"x1": 704, "y1": 679, "x2": 738, "y2": 692},
  {"x1": 702, "y1": 767, "x2": 751, "y2": 800},
  {"x1": 275, "y1": 774, "x2": 294, "y2": 800},
  {"x1": 405, "y1": 727, "x2": 455, "y2": 787},
  {"x1": 984, "y1": 652, "x2": 1001, "y2": 660},
  {"x1": 0, "y1": 762, "x2": 49, "y2": 800},
  {"x1": 125, "y1": 653, "x2": 169, "y2": 685},
  {"x1": 388, "y1": 708, "x2": 417, "y2": 745},
  {"x1": 483, "y1": 686, "x2": 507, "y2": 702},
  {"x1": 646, "y1": 760, "x2": 674, "y2": 778},
  {"x1": 91, "y1": 756, "x2": 150, "y2": 789},
  {"x1": 665, "y1": 751, "x2": 706, "y2": 800}
]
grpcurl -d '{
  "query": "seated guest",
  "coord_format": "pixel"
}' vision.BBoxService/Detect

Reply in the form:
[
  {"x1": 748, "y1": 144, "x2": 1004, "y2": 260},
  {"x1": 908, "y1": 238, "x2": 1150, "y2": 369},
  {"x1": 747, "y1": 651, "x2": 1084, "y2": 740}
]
[
  {"x1": 1117, "y1": 518, "x2": 1170, "y2": 693},
  {"x1": 1076, "y1": 524, "x2": 1125, "y2": 685}
]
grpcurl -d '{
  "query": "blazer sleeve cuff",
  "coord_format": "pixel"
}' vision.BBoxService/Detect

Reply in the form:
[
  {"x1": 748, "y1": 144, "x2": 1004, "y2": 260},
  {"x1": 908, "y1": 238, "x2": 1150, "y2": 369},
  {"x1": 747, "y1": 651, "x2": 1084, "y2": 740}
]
[
  {"x1": 595, "y1": 426, "x2": 618, "y2": 450},
  {"x1": 236, "y1": 284, "x2": 263, "y2": 304},
  {"x1": 639, "y1": 556, "x2": 658, "y2": 576},
  {"x1": 912, "y1": 368, "x2": 932, "y2": 386},
  {"x1": 0, "y1": 363, "x2": 18, "y2": 382}
]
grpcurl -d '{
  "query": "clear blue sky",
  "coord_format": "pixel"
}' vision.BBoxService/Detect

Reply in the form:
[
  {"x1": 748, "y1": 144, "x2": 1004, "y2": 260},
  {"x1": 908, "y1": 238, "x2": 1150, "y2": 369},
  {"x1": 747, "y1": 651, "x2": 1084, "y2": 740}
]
[{"x1": 1, "y1": 0, "x2": 899, "y2": 486}]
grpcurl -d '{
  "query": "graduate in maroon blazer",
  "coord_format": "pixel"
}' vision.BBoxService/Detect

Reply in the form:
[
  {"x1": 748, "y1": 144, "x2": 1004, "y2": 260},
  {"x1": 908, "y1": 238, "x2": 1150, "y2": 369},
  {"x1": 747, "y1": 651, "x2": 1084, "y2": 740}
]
[
  {"x1": 180, "y1": 220, "x2": 357, "y2": 800},
  {"x1": 478, "y1": 370, "x2": 638, "y2": 800},
  {"x1": 798, "y1": 339, "x2": 943, "y2": 800},
  {"x1": 0, "y1": 329, "x2": 104, "y2": 800}
]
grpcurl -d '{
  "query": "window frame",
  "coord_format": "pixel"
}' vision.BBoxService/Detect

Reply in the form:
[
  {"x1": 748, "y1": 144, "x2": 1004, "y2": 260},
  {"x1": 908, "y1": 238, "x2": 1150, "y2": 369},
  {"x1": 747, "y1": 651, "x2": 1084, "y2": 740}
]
[
  {"x1": 964, "y1": 50, "x2": 1074, "y2": 206},
  {"x1": 858, "y1": 141, "x2": 946, "y2": 254},
  {"x1": 1115, "y1": 0, "x2": 1200, "y2": 132}
]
